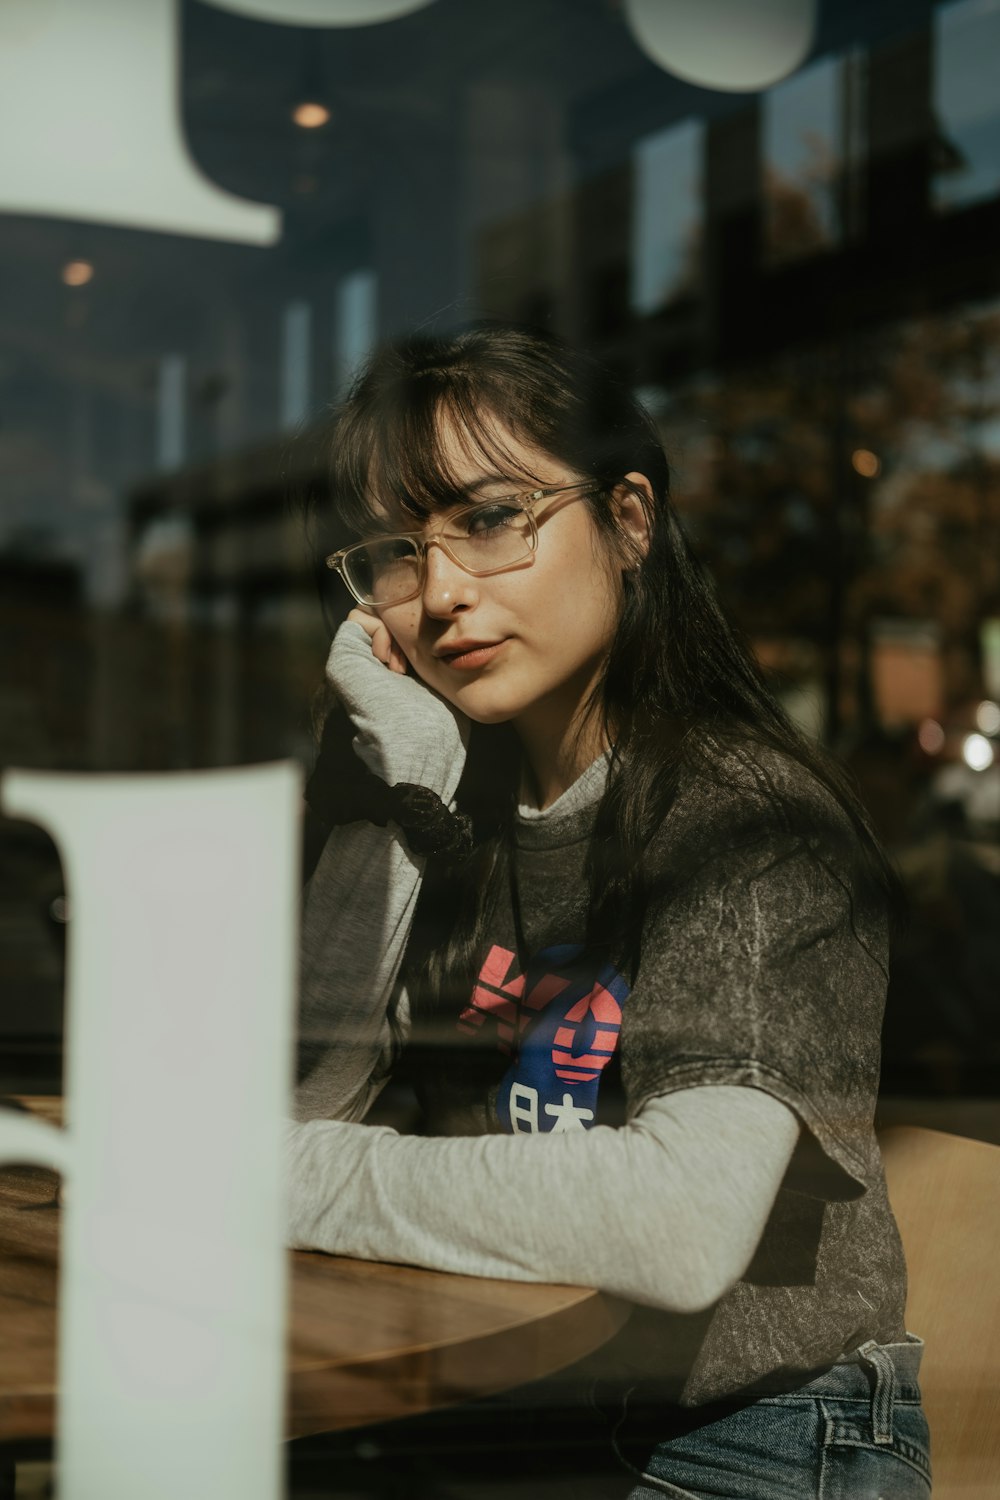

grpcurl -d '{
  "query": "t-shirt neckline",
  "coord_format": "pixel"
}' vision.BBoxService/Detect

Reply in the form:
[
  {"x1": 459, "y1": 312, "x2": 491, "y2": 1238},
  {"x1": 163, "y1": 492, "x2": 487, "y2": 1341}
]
[{"x1": 515, "y1": 752, "x2": 610, "y2": 850}]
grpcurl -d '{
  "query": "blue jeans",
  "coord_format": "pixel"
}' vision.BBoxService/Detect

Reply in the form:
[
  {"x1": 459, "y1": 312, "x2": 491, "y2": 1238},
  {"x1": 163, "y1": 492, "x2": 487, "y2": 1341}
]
[{"x1": 614, "y1": 1336, "x2": 931, "y2": 1499}]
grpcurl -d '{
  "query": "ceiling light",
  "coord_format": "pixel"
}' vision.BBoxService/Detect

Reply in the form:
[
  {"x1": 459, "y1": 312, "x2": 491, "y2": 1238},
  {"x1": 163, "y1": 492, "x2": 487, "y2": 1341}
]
[
  {"x1": 62, "y1": 260, "x2": 95, "y2": 287},
  {"x1": 202, "y1": 0, "x2": 437, "y2": 25},
  {"x1": 624, "y1": 0, "x2": 816, "y2": 92},
  {"x1": 292, "y1": 101, "x2": 330, "y2": 129}
]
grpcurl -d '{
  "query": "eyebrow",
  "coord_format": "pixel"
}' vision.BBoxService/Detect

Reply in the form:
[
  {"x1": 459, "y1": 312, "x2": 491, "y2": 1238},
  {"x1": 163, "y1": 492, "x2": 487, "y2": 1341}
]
[
  {"x1": 462, "y1": 473, "x2": 539, "y2": 497},
  {"x1": 363, "y1": 474, "x2": 543, "y2": 536}
]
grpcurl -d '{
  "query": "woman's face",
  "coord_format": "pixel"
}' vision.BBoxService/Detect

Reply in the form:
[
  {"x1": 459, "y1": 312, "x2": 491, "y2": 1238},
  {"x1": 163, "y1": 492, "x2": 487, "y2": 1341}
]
[{"x1": 373, "y1": 415, "x2": 649, "y2": 748}]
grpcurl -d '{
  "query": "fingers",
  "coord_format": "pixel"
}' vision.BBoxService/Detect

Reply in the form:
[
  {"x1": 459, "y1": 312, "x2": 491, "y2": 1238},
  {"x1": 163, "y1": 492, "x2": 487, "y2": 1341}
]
[
  {"x1": 378, "y1": 631, "x2": 408, "y2": 674},
  {"x1": 346, "y1": 606, "x2": 380, "y2": 640},
  {"x1": 346, "y1": 608, "x2": 409, "y2": 675}
]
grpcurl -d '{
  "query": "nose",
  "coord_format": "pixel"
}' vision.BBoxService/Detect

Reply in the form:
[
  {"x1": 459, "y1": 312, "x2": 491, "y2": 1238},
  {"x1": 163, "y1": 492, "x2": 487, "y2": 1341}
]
[{"x1": 420, "y1": 540, "x2": 478, "y2": 617}]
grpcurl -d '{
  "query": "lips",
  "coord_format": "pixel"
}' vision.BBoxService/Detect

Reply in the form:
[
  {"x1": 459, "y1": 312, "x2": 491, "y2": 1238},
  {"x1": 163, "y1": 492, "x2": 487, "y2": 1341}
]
[{"x1": 435, "y1": 639, "x2": 508, "y2": 670}]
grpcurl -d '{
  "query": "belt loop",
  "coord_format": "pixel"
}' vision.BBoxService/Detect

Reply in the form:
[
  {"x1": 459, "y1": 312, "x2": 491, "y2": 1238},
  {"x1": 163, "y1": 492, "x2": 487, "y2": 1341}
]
[{"x1": 857, "y1": 1340, "x2": 895, "y2": 1444}]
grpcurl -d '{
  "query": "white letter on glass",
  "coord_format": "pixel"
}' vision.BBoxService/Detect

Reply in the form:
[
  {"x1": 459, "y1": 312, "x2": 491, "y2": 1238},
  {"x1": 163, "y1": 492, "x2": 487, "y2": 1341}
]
[
  {"x1": 0, "y1": 762, "x2": 300, "y2": 1500},
  {"x1": 0, "y1": 0, "x2": 279, "y2": 243}
]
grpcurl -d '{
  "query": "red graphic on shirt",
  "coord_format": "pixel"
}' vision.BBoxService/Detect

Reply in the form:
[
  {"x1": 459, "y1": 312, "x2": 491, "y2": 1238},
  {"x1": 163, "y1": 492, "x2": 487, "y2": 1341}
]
[
  {"x1": 458, "y1": 944, "x2": 622, "y2": 1081},
  {"x1": 458, "y1": 944, "x2": 554, "y2": 1054},
  {"x1": 551, "y1": 986, "x2": 622, "y2": 1082}
]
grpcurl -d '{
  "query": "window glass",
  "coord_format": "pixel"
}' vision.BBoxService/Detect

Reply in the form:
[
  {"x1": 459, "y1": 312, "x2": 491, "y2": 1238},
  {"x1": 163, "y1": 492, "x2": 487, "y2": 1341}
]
[
  {"x1": 763, "y1": 52, "x2": 850, "y2": 261},
  {"x1": 630, "y1": 118, "x2": 703, "y2": 313},
  {"x1": 334, "y1": 268, "x2": 378, "y2": 395},
  {"x1": 933, "y1": 0, "x2": 1000, "y2": 211}
]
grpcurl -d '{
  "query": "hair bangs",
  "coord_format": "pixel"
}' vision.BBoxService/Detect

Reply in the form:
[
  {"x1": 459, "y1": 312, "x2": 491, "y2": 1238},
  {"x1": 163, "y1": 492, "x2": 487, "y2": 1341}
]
[
  {"x1": 439, "y1": 381, "x2": 549, "y2": 489},
  {"x1": 333, "y1": 372, "x2": 550, "y2": 539}
]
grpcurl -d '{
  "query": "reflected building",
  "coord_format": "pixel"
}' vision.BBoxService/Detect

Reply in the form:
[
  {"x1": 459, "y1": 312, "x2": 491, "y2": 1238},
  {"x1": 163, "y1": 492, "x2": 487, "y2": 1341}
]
[{"x1": 126, "y1": 433, "x2": 333, "y2": 771}]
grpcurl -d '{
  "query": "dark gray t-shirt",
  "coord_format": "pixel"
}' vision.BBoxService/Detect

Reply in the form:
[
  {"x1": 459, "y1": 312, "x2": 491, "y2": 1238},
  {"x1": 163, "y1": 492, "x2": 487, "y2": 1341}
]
[{"x1": 408, "y1": 739, "x2": 907, "y2": 1405}]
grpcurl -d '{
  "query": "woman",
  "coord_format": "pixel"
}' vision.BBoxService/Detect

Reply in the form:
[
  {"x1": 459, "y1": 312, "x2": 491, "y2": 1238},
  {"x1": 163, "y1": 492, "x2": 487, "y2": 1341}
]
[{"x1": 287, "y1": 323, "x2": 930, "y2": 1497}]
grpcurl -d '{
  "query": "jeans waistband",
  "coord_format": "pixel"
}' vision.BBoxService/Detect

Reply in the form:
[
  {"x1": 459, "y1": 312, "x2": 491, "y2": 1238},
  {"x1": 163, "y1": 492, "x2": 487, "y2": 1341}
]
[
  {"x1": 757, "y1": 1333, "x2": 925, "y2": 1436},
  {"x1": 599, "y1": 1334, "x2": 926, "y2": 1455},
  {"x1": 835, "y1": 1332, "x2": 924, "y2": 1399}
]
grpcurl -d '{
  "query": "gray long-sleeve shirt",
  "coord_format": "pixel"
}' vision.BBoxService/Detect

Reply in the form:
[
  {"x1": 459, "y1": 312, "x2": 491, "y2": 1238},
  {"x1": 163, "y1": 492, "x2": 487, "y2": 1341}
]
[
  {"x1": 288, "y1": 738, "x2": 906, "y2": 1405},
  {"x1": 291, "y1": 758, "x2": 797, "y2": 1324}
]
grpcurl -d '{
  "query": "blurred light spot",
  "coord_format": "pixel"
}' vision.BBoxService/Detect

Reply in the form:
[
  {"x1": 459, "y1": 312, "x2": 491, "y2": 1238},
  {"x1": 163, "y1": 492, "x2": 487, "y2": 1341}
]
[
  {"x1": 62, "y1": 260, "x2": 94, "y2": 287},
  {"x1": 292, "y1": 101, "x2": 330, "y2": 129},
  {"x1": 962, "y1": 733, "x2": 995, "y2": 772},
  {"x1": 917, "y1": 719, "x2": 946, "y2": 755},
  {"x1": 50, "y1": 895, "x2": 71, "y2": 924},
  {"x1": 975, "y1": 699, "x2": 1000, "y2": 736},
  {"x1": 851, "y1": 448, "x2": 880, "y2": 478}
]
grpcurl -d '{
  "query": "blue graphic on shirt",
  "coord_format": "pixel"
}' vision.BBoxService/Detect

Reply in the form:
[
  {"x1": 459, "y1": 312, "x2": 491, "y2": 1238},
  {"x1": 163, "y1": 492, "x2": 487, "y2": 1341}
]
[{"x1": 457, "y1": 942, "x2": 630, "y2": 1134}]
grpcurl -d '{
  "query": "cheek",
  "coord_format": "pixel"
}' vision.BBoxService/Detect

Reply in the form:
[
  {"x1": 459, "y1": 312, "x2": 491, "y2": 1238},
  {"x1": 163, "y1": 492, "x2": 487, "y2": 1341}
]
[
  {"x1": 544, "y1": 539, "x2": 621, "y2": 640},
  {"x1": 377, "y1": 604, "x2": 420, "y2": 654}
]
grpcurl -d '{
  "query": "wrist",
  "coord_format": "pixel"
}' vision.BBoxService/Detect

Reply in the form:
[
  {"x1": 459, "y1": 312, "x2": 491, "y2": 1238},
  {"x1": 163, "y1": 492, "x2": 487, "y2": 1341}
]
[{"x1": 305, "y1": 705, "x2": 473, "y2": 860}]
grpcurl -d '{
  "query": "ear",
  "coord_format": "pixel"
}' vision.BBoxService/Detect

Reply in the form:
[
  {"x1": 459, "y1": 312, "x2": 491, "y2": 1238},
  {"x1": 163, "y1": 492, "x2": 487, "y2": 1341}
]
[{"x1": 614, "y1": 472, "x2": 654, "y2": 564}]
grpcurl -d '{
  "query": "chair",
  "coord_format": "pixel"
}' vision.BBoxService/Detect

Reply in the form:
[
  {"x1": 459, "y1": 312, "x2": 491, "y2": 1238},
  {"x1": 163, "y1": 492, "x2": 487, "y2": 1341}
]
[{"x1": 880, "y1": 1126, "x2": 1000, "y2": 1499}]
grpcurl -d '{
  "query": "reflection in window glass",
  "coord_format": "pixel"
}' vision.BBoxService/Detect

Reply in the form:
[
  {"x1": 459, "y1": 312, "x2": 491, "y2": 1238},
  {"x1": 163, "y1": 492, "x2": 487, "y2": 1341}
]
[
  {"x1": 280, "y1": 299, "x2": 313, "y2": 430},
  {"x1": 933, "y1": 0, "x2": 1000, "y2": 212},
  {"x1": 763, "y1": 54, "x2": 845, "y2": 263},
  {"x1": 334, "y1": 268, "x2": 378, "y2": 395},
  {"x1": 157, "y1": 355, "x2": 187, "y2": 471},
  {"x1": 630, "y1": 119, "x2": 703, "y2": 315}
]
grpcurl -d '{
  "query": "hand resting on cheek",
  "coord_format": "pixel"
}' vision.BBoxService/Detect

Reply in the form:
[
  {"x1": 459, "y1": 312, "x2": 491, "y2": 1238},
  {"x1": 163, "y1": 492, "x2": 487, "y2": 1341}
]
[
  {"x1": 326, "y1": 614, "x2": 469, "y2": 802},
  {"x1": 348, "y1": 606, "x2": 410, "y2": 678}
]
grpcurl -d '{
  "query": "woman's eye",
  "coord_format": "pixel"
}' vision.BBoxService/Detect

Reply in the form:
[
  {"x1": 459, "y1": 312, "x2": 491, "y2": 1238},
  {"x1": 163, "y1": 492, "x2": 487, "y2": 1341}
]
[
  {"x1": 366, "y1": 538, "x2": 419, "y2": 580},
  {"x1": 368, "y1": 539, "x2": 413, "y2": 566},
  {"x1": 464, "y1": 503, "x2": 520, "y2": 536}
]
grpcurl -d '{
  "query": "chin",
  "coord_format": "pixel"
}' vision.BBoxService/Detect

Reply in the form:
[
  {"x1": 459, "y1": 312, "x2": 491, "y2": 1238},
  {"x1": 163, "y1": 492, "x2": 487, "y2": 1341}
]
[
  {"x1": 462, "y1": 705, "x2": 519, "y2": 726},
  {"x1": 442, "y1": 689, "x2": 515, "y2": 724},
  {"x1": 443, "y1": 684, "x2": 524, "y2": 726}
]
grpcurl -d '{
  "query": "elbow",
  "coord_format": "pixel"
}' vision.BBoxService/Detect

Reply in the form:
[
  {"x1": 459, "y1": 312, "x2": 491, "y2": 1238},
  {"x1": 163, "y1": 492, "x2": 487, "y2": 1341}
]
[
  {"x1": 639, "y1": 1241, "x2": 748, "y2": 1317},
  {"x1": 681, "y1": 1218, "x2": 771, "y2": 1312},
  {"x1": 665, "y1": 1262, "x2": 736, "y2": 1317},
  {"x1": 675, "y1": 1267, "x2": 738, "y2": 1316}
]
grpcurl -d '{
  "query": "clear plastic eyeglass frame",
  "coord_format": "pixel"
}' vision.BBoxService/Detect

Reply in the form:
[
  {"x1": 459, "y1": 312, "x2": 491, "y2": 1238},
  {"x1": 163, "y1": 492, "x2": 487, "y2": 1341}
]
[{"x1": 325, "y1": 481, "x2": 595, "y2": 608}]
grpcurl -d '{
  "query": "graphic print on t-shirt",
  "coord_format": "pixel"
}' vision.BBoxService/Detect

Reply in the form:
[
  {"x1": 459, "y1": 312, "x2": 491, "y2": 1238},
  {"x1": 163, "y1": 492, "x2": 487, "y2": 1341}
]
[{"x1": 457, "y1": 943, "x2": 630, "y2": 1133}]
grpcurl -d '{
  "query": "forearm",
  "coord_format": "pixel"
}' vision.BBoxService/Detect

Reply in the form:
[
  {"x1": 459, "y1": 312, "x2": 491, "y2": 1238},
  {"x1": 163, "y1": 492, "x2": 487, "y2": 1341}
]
[
  {"x1": 296, "y1": 619, "x2": 468, "y2": 1122},
  {"x1": 295, "y1": 819, "x2": 419, "y2": 1122},
  {"x1": 285, "y1": 1086, "x2": 799, "y2": 1312}
]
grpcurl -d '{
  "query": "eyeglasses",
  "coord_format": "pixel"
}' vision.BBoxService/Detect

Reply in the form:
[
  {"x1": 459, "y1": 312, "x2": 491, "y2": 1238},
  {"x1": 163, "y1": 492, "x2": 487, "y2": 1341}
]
[{"x1": 325, "y1": 482, "x2": 595, "y2": 608}]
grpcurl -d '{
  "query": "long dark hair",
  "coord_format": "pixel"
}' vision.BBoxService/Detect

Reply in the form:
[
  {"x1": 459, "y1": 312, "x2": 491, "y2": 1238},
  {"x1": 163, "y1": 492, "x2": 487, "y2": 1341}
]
[{"x1": 309, "y1": 321, "x2": 900, "y2": 1027}]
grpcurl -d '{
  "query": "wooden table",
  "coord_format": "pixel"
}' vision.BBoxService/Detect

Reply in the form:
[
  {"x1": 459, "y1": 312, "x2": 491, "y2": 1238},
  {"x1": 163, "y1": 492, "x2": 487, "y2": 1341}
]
[{"x1": 1, "y1": 1099, "x2": 629, "y2": 1444}]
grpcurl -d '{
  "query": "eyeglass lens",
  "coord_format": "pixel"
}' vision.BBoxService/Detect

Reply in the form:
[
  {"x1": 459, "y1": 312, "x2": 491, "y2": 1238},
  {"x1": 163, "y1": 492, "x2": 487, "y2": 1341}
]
[{"x1": 345, "y1": 501, "x2": 534, "y2": 604}]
